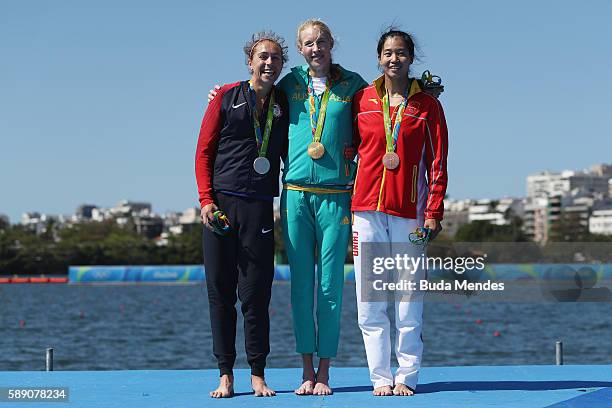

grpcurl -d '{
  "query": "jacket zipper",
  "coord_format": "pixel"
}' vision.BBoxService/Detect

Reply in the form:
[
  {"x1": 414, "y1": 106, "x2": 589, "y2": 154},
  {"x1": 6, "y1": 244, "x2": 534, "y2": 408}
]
[{"x1": 411, "y1": 165, "x2": 418, "y2": 203}]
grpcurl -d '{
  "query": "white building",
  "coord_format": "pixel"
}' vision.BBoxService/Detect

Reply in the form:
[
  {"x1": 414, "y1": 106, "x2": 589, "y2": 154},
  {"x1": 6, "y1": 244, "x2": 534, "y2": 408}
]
[
  {"x1": 524, "y1": 164, "x2": 612, "y2": 242},
  {"x1": 527, "y1": 169, "x2": 610, "y2": 199},
  {"x1": 73, "y1": 204, "x2": 98, "y2": 221},
  {"x1": 523, "y1": 197, "x2": 550, "y2": 243},
  {"x1": 589, "y1": 164, "x2": 612, "y2": 178},
  {"x1": 21, "y1": 212, "x2": 45, "y2": 234},
  {"x1": 20, "y1": 212, "x2": 67, "y2": 236},
  {"x1": 110, "y1": 200, "x2": 152, "y2": 217},
  {"x1": 524, "y1": 194, "x2": 604, "y2": 243},
  {"x1": 468, "y1": 198, "x2": 523, "y2": 225},
  {"x1": 442, "y1": 199, "x2": 471, "y2": 237},
  {"x1": 441, "y1": 198, "x2": 523, "y2": 237},
  {"x1": 589, "y1": 209, "x2": 612, "y2": 235},
  {"x1": 91, "y1": 207, "x2": 110, "y2": 222},
  {"x1": 164, "y1": 208, "x2": 200, "y2": 236},
  {"x1": 179, "y1": 208, "x2": 199, "y2": 225}
]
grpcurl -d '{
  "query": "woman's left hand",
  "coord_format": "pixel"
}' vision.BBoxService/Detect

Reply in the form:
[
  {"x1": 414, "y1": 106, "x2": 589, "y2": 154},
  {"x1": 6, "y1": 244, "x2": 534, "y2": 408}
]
[{"x1": 424, "y1": 218, "x2": 442, "y2": 241}]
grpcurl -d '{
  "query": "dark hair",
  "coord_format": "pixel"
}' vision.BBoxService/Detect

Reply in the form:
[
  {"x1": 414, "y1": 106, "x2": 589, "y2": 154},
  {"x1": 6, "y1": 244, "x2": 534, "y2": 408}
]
[
  {"x1": 376, "y1": 28, "x2": 416, "y2": 59},
  {"x1": 243, "y1": 31, "x2": 289, "y2": 66}
]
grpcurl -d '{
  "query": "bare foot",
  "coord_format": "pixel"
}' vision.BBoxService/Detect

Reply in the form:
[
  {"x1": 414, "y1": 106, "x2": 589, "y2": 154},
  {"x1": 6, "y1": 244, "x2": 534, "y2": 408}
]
[
  {"x1": 393, "y1": 383, "x2": 415, "y2": 396},
  {"x1": 210, "y1": 374, "x2": 234, "y2": 398},
  {"x1": 295, "y1": 378, "x2": 315, "y2": 395},
  {"x1": 313, "y1": 357, "x2": 332, "y2": 395},
  {"x1": 313, "y1": 379, "x2": 332, "y2": 396},
  {"x1": 373, "y1": 385, "x2": 393, "y2": 396},
  {"x1": 296, "y1": 354, "x2": 316, "y2": 395},
  {"x1": 251, "y1": 375, "x2": 276, "y2": 397}
]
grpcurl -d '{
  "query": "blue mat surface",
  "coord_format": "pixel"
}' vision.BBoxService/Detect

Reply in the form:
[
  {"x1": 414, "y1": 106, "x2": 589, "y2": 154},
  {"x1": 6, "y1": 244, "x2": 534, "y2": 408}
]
[{"x1": 1, "y1": 365, "x2": 610, "y2": 407}]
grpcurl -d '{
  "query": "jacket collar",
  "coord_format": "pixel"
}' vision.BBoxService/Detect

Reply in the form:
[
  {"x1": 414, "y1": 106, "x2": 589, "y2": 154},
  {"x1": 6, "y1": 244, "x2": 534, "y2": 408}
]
[
  {"x1": 373, "y1": 74, "x2": 422, "y2": 100},
  {"x1": 291, "y1": 64, "x2": 347, "y2": 87}
]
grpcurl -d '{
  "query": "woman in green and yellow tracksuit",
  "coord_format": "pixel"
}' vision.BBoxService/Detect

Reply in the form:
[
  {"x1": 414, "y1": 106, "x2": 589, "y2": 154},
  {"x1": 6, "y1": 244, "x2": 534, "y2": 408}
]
[{"x1": 277, "y1": 19, "x2": 367, "y2": 396}]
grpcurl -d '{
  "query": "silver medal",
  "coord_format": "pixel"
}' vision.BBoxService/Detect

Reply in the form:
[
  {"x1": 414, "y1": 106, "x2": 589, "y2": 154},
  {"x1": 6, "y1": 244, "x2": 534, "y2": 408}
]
[{"x1": 253, "y1": 157, "x2": 270, "y2": 175}]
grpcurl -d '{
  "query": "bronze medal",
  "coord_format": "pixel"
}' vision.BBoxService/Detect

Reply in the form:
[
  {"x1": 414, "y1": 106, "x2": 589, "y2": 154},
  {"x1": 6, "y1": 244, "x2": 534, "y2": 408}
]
[
  {"x1": 308, "y1": 142, "x2": 325, "y2": 160},
  {"x1": 382, "y1": 152, "x2": 400, "y2": 170}
]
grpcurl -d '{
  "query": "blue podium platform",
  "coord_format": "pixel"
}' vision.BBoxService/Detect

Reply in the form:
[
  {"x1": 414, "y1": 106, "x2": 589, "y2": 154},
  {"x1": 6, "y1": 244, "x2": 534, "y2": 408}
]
[{"x1": 1, "y1": 365, "x2": 610, "y2": 407}]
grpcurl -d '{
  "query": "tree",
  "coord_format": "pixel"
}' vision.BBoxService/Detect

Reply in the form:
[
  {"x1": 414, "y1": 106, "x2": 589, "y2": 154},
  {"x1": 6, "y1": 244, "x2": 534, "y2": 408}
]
[{"x1": 455, "y1": 219, "x2": 528, "y2": 242}]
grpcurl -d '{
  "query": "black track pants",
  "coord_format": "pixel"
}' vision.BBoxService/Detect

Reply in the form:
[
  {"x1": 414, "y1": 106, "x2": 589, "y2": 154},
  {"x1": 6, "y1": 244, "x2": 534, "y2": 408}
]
[{"x1": 202, "y1": 193, "x2": 275, "y2": 377}]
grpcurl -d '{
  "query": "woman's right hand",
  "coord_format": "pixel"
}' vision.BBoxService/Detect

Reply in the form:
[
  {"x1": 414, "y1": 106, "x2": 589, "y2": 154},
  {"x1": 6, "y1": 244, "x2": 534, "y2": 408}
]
[
  {"x1": 208, "y1": 85, "x2": 221, "y2": 102},
  {"x1": 200, "y1": 203, "x2": 219, "y2": 230}
]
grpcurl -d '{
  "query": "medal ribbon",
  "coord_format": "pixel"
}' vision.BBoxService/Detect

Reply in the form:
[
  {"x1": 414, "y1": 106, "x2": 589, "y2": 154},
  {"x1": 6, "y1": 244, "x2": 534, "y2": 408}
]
[
  {"x1": 249, "y1": 81, "x2": 275, "y2": 158},
  {"x1": 382, "y1": 81, "x2": 410, "y2": 152},
  {"x1": 308, "y1": 76, "x2": 331, "y2": 144}
]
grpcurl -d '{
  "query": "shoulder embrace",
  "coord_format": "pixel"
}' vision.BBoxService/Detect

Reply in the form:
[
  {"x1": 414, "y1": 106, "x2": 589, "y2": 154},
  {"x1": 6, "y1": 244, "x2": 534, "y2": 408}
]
[{"x1": 215, "y1": 81, "x2": 241, "y2": 99}]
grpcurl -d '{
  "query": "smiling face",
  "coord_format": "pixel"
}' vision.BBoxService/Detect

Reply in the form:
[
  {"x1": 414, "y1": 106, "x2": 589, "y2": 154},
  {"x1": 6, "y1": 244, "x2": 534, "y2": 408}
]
[
  {"x1": 248, "y1": 40, "x2": 283, "y2": 85},
  {"x1": 378, "y1": 36, "x2": 413, "y2": 80},
  {"x1": 298, "y1": 25, "x2": 332, "y2": 76}
]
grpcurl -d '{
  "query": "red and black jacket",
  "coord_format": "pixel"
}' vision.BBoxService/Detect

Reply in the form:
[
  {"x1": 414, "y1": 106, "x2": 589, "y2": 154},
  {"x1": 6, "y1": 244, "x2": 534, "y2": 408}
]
[{"x1": 195, "y1": 81, "x2": 289, "y2": 208}]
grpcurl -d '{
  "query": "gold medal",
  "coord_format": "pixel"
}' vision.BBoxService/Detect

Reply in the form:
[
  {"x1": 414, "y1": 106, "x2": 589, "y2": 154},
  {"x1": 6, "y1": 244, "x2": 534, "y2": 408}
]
[
  {"x1": 382, "y1": 152, "x2": 400, "y2": 170},
  {"x1": 308, "y1": 142, "x2": 325, "y2": 160},
  {"x1": 307, "y1": 76, "x2": 330, "y2": 162}
]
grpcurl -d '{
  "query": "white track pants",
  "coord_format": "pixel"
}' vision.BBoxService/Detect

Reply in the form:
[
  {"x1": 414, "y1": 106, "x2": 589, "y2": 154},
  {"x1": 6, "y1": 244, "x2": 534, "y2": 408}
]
[{"x1": 353, "y1": 211, "x2": 425, "y2": 390}]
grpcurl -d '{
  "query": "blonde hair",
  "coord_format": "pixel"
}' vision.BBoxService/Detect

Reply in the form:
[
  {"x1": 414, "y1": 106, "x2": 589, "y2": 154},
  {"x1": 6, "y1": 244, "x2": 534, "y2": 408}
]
[{"x1": 296, "y1": 18, "x2": 335, "y2": 50}]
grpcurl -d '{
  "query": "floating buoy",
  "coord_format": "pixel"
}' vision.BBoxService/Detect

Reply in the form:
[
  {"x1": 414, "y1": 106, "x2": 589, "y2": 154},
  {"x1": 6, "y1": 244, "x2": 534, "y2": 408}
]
[
  {"x1": 493, "y1": 331, "x2": 501, "y2": 337},
  {"x1": 19, "y1": 320, "x2": 26, "y2": 328},
  {"x1": 79, "y1": 311, "x2": 85, "y2": 318},
  {"x1": 476, "y1": 319, "x2": 483, "y2": 324}
]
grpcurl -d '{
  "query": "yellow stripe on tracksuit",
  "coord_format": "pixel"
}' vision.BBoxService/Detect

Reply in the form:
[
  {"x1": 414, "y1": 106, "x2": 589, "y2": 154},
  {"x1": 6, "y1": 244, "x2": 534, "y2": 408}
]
[{"x1": 284, "y1": 183, "x2": 352, "y2": 195}]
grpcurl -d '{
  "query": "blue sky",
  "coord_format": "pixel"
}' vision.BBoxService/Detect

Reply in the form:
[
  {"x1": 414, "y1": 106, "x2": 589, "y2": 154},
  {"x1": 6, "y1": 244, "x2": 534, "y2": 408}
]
[{"x1": 1, "y1": 0, "x2": 611, "y2": 222}]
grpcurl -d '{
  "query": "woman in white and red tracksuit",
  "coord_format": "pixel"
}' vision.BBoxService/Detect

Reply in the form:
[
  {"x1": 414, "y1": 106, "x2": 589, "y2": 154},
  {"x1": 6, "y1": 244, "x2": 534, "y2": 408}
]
[{"x1": 351, "y1": 29, "x2": 448, "y2": 396}]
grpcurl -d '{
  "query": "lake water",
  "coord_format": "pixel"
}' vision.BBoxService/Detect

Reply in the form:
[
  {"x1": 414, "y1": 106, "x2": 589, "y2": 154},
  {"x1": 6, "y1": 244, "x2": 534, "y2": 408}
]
[{"x1": 1, "y1": 283, "x2": 610, "y2": 371}]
